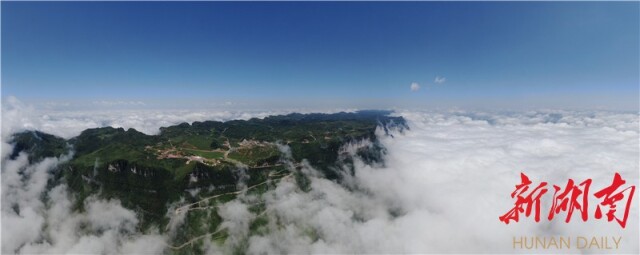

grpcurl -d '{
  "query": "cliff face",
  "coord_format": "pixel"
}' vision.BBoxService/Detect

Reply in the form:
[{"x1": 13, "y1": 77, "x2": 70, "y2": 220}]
[{"x1": 8, "y1": 111, "x2": 406, "y2": 228}]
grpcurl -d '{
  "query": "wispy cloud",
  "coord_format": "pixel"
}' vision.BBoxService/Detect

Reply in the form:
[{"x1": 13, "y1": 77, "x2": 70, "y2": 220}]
[
  {"x1": 434, "y1": 76, "x2": 446, "y2": 84},
  {"x1": 410, "y1": 82, "x2": 420, "y2": 92}
]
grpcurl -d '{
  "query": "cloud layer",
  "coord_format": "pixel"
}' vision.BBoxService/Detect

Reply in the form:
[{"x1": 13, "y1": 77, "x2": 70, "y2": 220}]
[
  {"x1": 1, "y1": 96, "x2": 354, "y2": 139},
  {"x1": 202, "y1": 109, "x2": 639, "y2": 253},
  {"x1": 2, "y1": 97, "x2": 638, "y2": 254},
  {"x1": 0, "y1": 143, "x2": 167, "y2": 254}
]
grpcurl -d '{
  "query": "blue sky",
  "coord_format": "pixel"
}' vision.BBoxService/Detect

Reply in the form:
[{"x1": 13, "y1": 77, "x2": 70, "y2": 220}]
[{"x1": 2, "y1": 2, "x2": 638, "y2": 110}]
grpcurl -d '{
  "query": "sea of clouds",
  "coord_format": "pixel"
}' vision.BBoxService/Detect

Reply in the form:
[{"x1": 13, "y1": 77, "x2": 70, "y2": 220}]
[{"x1": 1, "y1": 96, "x2": 638, "y2": 254}]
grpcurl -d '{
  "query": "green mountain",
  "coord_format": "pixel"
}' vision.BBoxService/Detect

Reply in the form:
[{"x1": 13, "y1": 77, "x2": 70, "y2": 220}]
[{"x1": 9, "y1": 110, "x2": 406, "y2": 252}]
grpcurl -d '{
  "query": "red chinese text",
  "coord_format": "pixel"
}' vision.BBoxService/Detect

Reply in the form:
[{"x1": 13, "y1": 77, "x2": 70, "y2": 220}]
[{"x1": 499, "y1": 172, "x2": 635, "y2": 228}]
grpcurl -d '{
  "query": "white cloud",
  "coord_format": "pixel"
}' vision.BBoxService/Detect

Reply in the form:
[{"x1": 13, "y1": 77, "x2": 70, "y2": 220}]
[
  {"x1": 2, "y1": 96, "x2": 638, "y2": 253},
  {"x1": 1, "y1": 96, "x2": 355, "y2": 139},
  {"x1": 410, "y1": 82, "x2": 420, "y2": 92},
  {"x1": 434, "y1": 76, "x2": 446, "y2": 84},
  {"x1": 209, "y1": 110, "x2": 639, "y2": 253},
  {"x1": 92, "y1": 100, "x2": 146, "y2": 106},
  {"x1": 0, "y1": 145, "x2": 167, "y2": 254}
]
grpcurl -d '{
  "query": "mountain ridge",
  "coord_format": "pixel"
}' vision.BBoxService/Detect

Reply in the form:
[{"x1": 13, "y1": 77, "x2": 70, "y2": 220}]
[{"x1": 7, "y1": 110, "x2": 407, "y2": 245}]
